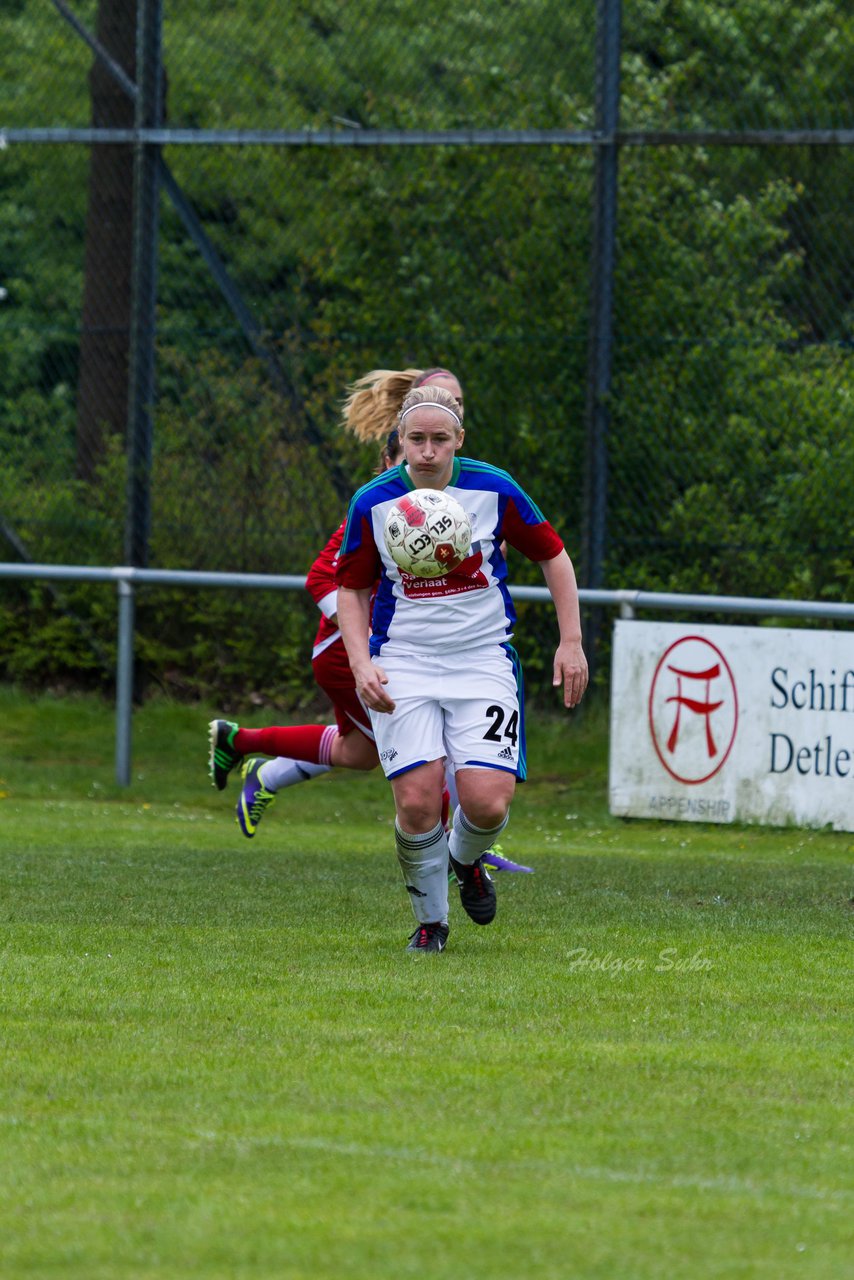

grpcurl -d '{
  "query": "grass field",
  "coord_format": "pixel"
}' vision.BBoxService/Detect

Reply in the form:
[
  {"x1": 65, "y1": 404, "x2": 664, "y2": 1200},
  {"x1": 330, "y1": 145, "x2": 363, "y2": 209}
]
[{"x1": 0, "y1": 687, "x2": 851, "y2": 1279}]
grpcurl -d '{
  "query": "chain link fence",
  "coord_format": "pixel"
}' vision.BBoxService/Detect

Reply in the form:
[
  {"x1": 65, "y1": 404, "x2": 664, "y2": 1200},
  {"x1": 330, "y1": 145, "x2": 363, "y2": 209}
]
[{"x1": 1, "y1": 1, "x2": 852, "y2": 697}]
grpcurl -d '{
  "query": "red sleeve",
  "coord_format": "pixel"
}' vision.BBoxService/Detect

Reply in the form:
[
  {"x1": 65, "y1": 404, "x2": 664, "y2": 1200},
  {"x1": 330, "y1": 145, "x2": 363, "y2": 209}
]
[
  {"x1": 336, "y1": 516, "x2": 383, "y2": 589},
  {"x1": 305, "y1": 519, "x2": 346, "y2": 606},
  {"x1": 501, "y1": 499, "x2": 564, "y2": 561}
]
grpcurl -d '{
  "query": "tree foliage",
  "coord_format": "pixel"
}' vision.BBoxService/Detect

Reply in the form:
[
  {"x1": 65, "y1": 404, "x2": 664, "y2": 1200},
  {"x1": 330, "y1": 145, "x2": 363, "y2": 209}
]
[{"x1": 0, "y1": 1, "x2": 851, "y2": 697}]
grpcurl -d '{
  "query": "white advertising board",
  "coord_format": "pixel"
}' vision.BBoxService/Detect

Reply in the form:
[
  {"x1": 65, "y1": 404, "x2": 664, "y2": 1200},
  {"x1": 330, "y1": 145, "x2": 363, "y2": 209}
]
[{"x1": 609, "y1": 620, "x2": 854, "y2": 831}]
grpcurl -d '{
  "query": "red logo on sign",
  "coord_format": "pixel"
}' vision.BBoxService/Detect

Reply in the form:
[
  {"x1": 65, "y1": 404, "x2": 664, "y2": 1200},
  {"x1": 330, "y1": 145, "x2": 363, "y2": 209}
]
[{"x1": 648, "y1": 636, "x2": 738, "y2": 784}]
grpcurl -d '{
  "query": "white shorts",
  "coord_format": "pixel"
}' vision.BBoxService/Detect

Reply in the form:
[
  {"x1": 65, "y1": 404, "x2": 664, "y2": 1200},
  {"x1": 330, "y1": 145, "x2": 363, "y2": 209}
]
[{"x1": 369, "y1": 643, "x2": 526, "y2": 780}]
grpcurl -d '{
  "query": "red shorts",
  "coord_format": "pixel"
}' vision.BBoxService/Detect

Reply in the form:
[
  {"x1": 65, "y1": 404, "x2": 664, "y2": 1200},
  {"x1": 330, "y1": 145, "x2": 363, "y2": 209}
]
[{"x1": 312, "y1": 640, "x2": 373, "y2": 740}]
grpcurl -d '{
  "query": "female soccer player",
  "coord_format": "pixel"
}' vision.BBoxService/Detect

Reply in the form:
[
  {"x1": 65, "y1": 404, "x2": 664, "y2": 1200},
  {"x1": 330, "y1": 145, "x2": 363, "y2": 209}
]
[
  {"x1": 208, "y1": 365, "x2": 530, "y2": 874},
  {"x1": 336, "y1": 384, "x2": 588, "y2": 952}
]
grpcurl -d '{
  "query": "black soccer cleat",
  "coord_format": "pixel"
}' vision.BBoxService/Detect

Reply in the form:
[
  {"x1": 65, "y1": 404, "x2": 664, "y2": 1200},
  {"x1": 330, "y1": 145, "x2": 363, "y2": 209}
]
[
  {"x1": 406, "y1": 922, "x2": 450, "y2": 953},
  {"x1": 208, "y1": 718, "x2": 243, "y2": 791},
  {"x1": 450, "y1": 854, "x2": 497, "y2": 925}
]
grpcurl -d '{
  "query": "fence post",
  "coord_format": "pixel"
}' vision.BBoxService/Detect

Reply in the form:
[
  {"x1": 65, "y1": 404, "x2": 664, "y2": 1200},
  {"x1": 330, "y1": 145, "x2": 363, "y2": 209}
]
[
  {"x1": 115, "y1": 576, "x2": 135, "y2": 785},
  {"x1": 582, "y1": 0, "x2": 622, "y2": 677},
  {"x1": 124, "y1": 0, "x2": 163, "y2": 573}
]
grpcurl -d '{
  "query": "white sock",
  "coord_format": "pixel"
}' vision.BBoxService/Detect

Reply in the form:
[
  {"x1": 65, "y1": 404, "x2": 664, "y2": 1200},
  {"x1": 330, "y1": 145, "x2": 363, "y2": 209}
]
[
  {"x1": 448, "y1": 806, "x2": 508, "y2": 866},
  {"x1": 258, "y1": 756, "x2": 331, "y2": 792},
  {"x1": 395, "y1": 821, "x2": 450, "y2": 925}
]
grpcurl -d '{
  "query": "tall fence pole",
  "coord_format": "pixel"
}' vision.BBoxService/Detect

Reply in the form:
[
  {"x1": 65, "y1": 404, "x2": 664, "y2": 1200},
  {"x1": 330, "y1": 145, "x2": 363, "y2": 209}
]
[
  {"x1": 582, "y1": 0, "x2": 622, "y2": 679},
  {"x1": 124, "y1": 0, "x2": 163, "y2": 572},
  {"x1": 121, "y1": 0, "x2": 163, "y2": 737}
]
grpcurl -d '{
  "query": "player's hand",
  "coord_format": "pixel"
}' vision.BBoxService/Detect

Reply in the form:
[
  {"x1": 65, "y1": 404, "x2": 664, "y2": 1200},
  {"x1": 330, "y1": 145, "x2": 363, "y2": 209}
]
[
  {"x1": 554, "y1": 639, "x2": 588, "y2": 709},
  {"x1": 354, "y1": 662, "x2": 396, "y2": 714}
]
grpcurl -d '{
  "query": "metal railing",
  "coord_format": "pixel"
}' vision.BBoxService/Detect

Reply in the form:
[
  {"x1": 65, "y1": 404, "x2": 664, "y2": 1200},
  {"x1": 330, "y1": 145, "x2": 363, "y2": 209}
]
[{"x1": 3, "y1": 561, "x2": 852, "y2": 786}]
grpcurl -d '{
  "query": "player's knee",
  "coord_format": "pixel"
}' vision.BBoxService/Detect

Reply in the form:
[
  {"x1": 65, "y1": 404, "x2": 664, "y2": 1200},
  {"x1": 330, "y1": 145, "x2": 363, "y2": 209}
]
[
  {"x1": 397, "y1": 799, "x2": 442, "y2": 831},
  {"x1": 457, "y1": 773, "x2": 514, "y2": 830},
  {"x1": 395, "y1": 779, "x2": 443, "y2": 831},
  {"x1": 463, "y1": 796, "x2": 510, "y2": 830}
]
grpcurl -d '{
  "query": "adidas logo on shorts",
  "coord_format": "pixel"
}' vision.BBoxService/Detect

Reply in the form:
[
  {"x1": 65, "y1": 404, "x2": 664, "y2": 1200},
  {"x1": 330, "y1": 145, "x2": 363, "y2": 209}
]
[{"x1": 497, "y1": 746, "x2": 514, "y2": 760}]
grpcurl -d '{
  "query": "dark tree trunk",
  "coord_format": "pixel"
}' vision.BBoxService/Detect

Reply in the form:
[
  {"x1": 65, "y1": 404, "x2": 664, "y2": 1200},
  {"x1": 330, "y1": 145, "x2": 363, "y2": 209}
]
[{"x1": 75, "y1": 0, "x2": 136, "y2": 481}]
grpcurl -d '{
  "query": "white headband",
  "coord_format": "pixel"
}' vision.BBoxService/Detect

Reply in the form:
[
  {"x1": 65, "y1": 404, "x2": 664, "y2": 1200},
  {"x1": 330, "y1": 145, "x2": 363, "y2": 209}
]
[{"x1": 399, "y1": 401, "x2": 462, "y2": 427}]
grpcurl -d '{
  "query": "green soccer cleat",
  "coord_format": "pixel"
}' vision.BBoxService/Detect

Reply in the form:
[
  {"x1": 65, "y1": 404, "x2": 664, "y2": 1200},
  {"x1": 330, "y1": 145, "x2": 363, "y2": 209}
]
[
  {"x1": 208, "y1": 719, "x2": 242, "y2": 791},
  {"x1": 236, "y1": 757, "x2": 276, "y2": 838},
  {"x1": 449, "y1": 845, "x2": 533, "y2": 879},
  {"x1": 481, "y1": 843, "x2": 534, "y2": 874}
]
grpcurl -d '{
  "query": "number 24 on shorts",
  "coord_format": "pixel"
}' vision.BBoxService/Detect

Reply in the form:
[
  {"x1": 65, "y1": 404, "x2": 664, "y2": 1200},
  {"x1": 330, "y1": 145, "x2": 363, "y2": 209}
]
[{"x1": 483, "y1": 704, "x2": 518, "y2": 746}]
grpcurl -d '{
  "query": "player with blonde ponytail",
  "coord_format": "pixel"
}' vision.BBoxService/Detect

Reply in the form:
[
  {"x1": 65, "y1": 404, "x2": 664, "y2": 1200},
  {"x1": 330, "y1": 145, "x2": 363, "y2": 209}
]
[{"x1": 207, "y1": 363, "x2": 530, "y2": 873}]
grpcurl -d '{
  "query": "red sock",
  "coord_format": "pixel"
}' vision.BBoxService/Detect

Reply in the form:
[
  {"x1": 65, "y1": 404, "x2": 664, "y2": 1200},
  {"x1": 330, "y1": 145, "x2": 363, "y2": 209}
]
[
  {"x1": 233, "y1": 723, "x2": 337, "y2": 765},
  {"x1": 441, "y1": 786, "x2": 451, "y2": 831}
]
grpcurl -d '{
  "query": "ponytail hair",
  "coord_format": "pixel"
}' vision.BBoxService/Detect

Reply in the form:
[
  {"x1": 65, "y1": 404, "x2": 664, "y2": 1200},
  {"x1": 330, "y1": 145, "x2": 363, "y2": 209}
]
[
  {"x1": 341, "y1": 366, "x2": 461, "y2": 441},
  {"x1": 341, "y1": 368, "x2": 425, "y2": 442}
]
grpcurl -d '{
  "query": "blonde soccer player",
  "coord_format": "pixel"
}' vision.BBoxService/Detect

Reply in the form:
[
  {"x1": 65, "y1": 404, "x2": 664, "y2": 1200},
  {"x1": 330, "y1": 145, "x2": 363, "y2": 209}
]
[{"x1": 336, "y1": 385, "x2": 587, "y2": 952}]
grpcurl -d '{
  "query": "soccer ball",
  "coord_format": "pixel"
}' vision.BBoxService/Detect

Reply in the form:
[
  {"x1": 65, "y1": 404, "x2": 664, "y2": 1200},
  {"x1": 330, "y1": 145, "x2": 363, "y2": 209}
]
[{"x1": 383, "y1": 489, "x2": 473, "y2": 578}]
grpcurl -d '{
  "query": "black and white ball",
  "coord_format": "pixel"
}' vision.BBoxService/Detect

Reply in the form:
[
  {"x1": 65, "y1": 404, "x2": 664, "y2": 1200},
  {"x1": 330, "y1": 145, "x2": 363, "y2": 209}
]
[{"x1": 383, "y1": 489, "x2": 473, "y2": 579}]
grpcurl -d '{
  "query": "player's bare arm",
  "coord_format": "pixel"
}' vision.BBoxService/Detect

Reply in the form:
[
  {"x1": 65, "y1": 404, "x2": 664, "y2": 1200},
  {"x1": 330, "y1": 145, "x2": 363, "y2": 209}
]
[
  {"x1": 337, "y1": 586, "x2": 396, "y2": 713},
  {"x1": 539, "y1": 549, "x2": 589, "y2": 709}
]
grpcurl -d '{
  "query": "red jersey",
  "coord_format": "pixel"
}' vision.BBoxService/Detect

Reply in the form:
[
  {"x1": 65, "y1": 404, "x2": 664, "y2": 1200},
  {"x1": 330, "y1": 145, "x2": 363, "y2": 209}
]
[{"x1": 305, "y1": 519, "x2": 346, "y2": 659}]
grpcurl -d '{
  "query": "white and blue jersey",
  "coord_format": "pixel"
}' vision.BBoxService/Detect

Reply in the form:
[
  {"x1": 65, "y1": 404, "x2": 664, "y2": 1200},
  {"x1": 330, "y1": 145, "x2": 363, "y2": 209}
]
[{"x1": 336, "y1": 456, "x2": 564, "y2": 657}]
